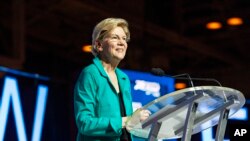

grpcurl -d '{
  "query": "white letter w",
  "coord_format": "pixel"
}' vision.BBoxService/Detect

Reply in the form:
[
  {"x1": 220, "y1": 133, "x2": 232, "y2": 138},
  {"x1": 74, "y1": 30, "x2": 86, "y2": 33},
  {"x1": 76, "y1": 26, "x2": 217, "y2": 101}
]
[{"x1": 0, "y1": 77, "x2": 48, "y2": 141}]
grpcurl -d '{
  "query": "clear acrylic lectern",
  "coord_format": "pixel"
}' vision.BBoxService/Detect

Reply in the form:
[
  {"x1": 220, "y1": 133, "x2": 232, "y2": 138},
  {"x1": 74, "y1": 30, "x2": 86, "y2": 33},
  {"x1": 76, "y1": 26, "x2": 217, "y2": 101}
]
[{"x1": 126, "y1": 86, "x2": 245, "y2": 141}]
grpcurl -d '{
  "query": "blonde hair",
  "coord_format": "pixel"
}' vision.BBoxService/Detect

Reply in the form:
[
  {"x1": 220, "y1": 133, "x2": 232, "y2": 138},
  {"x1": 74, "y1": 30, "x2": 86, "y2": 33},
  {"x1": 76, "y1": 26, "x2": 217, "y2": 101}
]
[{"x1": 91, "y1": 18, "x2": 130, "y2": 56}]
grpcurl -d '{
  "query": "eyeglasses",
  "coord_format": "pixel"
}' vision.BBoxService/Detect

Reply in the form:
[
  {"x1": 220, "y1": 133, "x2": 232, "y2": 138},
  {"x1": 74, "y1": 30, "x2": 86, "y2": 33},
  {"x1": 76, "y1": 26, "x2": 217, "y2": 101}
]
[{"x1": 106, "y1": 34, "x2": 129, "y2": 43}]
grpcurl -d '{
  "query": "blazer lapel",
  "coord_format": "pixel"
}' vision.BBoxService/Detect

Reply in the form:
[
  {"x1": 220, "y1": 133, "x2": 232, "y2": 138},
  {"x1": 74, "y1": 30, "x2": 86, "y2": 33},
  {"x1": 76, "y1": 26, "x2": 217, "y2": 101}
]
[{"x1": 116, "y1": 69, "x2": 132, "y2": 115}]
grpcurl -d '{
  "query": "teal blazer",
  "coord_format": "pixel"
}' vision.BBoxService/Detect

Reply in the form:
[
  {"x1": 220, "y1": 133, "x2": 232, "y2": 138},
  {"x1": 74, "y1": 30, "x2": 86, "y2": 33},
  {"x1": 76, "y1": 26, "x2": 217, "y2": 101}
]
[{"x1": 74, "y1": 57, "x2": 133, "y2": 141}]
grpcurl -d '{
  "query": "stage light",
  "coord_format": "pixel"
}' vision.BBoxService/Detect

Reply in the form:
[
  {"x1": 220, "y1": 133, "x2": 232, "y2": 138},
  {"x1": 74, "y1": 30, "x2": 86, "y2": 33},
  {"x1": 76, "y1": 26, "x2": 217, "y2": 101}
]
[
  {"x1": 227, "y1": 17, "x2": 243, "y2": 26},
  {"x1": 206, "y1": 21, "x2": 222, "y2": 30},
  {"x1": 175, "y1": 82, "x2": 187, "y2": 89},
  {"x1": 82, "y1": 45, "x2": 92, "y2": 53}
]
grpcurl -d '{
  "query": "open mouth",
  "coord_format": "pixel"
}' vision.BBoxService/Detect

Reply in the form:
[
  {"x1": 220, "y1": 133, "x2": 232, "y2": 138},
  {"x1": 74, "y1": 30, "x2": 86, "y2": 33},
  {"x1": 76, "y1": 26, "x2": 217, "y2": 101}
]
[{"x1": 116, "y1": 48, "x2": 124, "y2": 52}]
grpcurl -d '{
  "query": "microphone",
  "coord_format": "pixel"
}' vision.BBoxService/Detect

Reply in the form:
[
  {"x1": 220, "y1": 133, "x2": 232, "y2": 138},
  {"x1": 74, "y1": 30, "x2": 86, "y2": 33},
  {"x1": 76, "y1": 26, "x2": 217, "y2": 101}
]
[
  {"x1": 151, "y1": 68, "x2": 222, "y2": 87},
  {"x1": 151, "y1": 68, "x2": 225, "y2": 101},
  {"x1": 151, "y1": 68, "x2": 166, "y2": 76},
  {"x1": 151, "y1": 68, "x2": 195, "y2": 88}
]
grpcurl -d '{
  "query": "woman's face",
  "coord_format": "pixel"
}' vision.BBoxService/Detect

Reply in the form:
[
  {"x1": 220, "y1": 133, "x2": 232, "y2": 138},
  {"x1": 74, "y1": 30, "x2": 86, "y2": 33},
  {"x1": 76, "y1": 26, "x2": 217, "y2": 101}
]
[{"x1": 98, "y1": 27, "x2": 128, "y2": 62}]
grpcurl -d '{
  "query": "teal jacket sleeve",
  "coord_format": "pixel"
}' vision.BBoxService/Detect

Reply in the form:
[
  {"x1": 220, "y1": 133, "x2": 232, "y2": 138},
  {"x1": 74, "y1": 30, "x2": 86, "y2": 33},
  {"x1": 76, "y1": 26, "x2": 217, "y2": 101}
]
[{"x1": 74, "y1": 71, "x2": 122, "y2": 136}]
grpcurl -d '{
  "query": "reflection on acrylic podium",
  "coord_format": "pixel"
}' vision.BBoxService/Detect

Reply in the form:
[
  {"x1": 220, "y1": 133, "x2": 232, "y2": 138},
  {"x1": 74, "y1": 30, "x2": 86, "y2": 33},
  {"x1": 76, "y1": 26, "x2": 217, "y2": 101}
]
[{"x1": 126, "y1": 86, "x2": 245, "y2": 141}]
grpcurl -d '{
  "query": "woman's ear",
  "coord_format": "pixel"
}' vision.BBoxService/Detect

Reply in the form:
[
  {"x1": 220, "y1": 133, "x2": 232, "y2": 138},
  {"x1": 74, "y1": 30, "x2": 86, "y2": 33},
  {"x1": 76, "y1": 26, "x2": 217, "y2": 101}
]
[{"x1": 95, "y1": 40, "x2": 103, "y2": 52}]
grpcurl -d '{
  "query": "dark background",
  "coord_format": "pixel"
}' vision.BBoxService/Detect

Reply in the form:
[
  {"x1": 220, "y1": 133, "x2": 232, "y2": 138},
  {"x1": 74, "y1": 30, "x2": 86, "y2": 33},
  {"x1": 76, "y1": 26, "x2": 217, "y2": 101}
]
[{"x1": 1, "y1": 0, "x2": 250, "y2": 140}]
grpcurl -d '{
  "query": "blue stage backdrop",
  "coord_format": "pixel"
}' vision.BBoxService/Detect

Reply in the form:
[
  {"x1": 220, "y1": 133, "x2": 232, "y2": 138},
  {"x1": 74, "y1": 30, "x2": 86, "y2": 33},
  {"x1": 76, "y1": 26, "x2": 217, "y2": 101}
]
[{"x1": 123, "y1": 69, "x2": 175, "y2": 111}]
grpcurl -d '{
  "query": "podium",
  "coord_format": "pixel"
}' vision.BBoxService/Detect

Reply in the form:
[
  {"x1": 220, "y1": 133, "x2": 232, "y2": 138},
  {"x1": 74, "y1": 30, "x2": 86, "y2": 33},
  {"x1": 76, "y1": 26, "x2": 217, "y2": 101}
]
[{"x1": 126, "y1": 86, "x2": 245, "y2": 141}]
